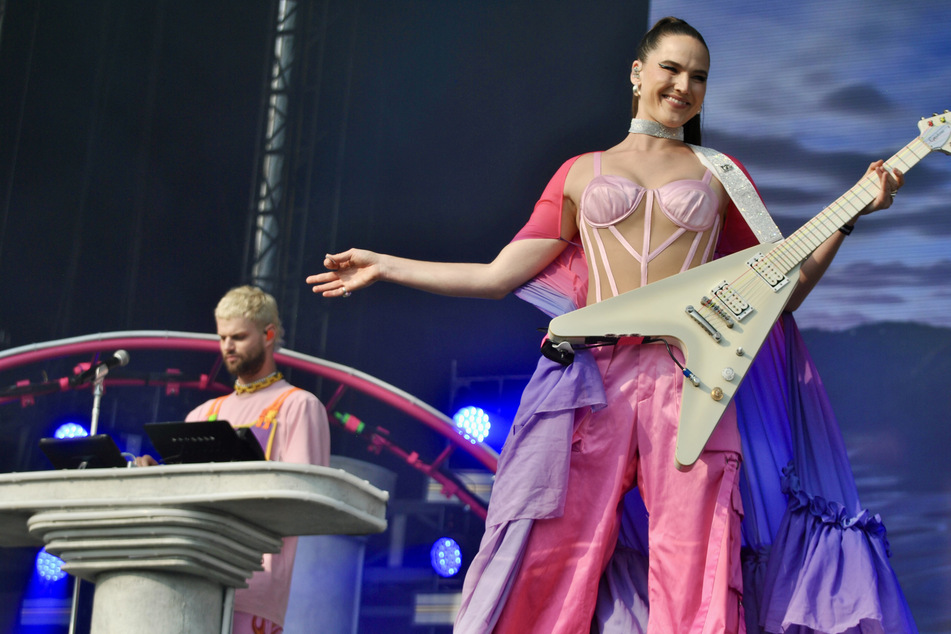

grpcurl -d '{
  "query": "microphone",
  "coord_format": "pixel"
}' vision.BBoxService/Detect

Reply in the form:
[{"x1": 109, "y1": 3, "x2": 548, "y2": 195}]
[{"x1": 72, "y1": 350, "x2": 131, "y2": 386}]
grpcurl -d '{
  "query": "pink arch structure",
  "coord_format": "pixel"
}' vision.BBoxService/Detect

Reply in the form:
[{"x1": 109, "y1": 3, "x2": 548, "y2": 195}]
[{"x1": 0, "y1": 330, "x2": 498, "y2": 519}]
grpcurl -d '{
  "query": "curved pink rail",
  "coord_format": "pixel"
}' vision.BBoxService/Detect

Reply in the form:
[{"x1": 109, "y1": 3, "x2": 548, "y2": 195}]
[{"x1": 0, "y1": 331, "x2": 498, "y2": 516}]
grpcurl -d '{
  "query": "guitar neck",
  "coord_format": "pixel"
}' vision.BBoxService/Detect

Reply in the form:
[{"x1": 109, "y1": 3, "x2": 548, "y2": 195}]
[{"x1": 765, "y1": 135, "x2": 933, "y2": 275}]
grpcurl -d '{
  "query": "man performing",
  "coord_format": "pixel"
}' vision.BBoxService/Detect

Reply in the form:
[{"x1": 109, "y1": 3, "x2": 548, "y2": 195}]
[{"x1": 141, "y1": 285, "x2": 330, "y2": 633}]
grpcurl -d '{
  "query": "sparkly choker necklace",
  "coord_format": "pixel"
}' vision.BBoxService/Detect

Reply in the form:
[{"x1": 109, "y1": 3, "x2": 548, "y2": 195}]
[
  {"x1": 234, "y1": 371, "x2": 283, "y2": 395},
  {"x1": 628, "y1": 118, "x2": 684, "y2": 141}
]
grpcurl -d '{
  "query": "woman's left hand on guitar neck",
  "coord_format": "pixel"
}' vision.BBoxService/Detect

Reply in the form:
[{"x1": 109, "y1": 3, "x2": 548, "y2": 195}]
[
  {"x1": 858, "y1": 159, "x2": 905, "y2": 216},
  {"x1": 786, "y1": 159, "x2": 904, "y2": 312}
]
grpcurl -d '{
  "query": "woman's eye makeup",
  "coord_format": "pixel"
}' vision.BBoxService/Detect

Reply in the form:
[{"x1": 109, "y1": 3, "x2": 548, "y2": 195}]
[{"x1": 656, "y1": 63, "x2": 707, "y2": 82}]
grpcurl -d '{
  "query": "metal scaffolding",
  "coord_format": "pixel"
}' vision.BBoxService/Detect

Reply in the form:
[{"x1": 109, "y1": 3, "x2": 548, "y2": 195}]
[
  {"x1": 246, "y1": 0, "x2": 300, "y2": 296},
  {"x1": 244, "y1": 0, "x2": 360, "y2": 350}
]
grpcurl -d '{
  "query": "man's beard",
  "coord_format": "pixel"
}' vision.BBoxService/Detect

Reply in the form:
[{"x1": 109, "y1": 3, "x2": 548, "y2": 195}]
[{"x1": 227, "y1": 347, "x2": 266, "y2": 378}]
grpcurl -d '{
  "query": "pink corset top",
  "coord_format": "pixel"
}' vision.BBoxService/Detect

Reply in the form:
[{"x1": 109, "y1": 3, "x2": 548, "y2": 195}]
[{"x1": 579, "y1": 152, "x2": 722, "y2": 300}]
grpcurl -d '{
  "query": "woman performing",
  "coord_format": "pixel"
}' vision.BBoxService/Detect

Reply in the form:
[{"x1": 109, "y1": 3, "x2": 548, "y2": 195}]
[{"x1": 307, "y1": 17, "x2": 916, "y2": 634}]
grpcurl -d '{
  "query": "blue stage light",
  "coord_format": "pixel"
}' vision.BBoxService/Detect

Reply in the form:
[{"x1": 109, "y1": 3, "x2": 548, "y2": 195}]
[
  {"x1": 54, "y1": 422, "x2": 89, "y2": 439},
  {"x1": 35, "y1": 549, "x2": 67, "y2": 583},
  {"x1": 452, "y1": 406, "x2": 490, "y2": 444},
  {"x1": 430, "y1": 537, "x2": 463, "y2": 578}
]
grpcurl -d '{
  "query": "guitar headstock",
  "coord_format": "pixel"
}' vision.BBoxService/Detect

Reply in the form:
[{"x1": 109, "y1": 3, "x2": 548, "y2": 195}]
[{"x1": 919, "y1": 110, "x2": 951, "y2": 155}]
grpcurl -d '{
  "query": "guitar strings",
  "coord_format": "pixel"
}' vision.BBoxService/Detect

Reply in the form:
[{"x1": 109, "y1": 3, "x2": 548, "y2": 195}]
[
  {"x1": 670, "y1": 131, "x2": 936, "y2": 382},
  {"x1": 772, "y1": 139, "x2": 926, "y2": 272},
  {"x1": 695, "y1": 137, "x2": 929, "y2": 328}
]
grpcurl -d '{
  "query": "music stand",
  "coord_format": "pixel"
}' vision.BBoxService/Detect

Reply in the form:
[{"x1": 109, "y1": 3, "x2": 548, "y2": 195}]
[
  {"x1": 144, "y1": 420, "x2": 265, "y2": 464},
  {"x1": 39, "y1": 435, "x2": 128, "y2": 470}
]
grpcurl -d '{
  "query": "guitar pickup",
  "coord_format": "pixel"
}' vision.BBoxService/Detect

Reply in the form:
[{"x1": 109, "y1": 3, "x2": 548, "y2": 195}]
[
  {"x1": 747, "y1": 253, "x2": 789, "y2": 291},
  {"x1": 712, "y1": 282, "x2": 753, "y2": 320}
]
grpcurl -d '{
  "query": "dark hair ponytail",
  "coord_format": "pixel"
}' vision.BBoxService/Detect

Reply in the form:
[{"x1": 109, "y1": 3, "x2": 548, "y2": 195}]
[{"x1": 631, "y1": 17, "x2": 708, "y2": 145}]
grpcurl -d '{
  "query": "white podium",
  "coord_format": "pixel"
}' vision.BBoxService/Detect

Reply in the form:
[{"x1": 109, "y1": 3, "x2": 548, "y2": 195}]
[{"x1": 0, "y1": 462, "x2": 388, "y2": 633}]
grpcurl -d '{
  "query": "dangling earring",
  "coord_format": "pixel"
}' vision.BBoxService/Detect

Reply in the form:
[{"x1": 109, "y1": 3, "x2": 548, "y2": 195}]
[{"x1": 633, "y1": 83, "x2": 641, "y2": 98}]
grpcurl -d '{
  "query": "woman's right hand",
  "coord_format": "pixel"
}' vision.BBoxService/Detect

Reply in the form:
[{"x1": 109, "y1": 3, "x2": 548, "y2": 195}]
[
  {"x1": 307, "y1": 238, "x2": 568, "y2": 300},
  {"x1": 306, "y1": 248, "x2": 382, "y2": 298}
]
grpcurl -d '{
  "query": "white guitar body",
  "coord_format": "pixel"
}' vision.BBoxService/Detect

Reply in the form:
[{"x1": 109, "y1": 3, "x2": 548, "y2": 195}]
[
  {"x1": 547, "y1": 112, "x2": 951, "y2": 470},
  {"x1": 549, "y1": 244, "x2": 801, "y2": 469}
]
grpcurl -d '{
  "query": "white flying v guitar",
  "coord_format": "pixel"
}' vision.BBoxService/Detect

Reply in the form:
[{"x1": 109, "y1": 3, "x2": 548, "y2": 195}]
[{"x1": 547, "y1": 111, "x2": 951, "y2": 470}]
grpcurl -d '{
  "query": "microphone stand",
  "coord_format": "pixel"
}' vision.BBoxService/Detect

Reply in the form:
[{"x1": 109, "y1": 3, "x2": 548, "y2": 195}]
[
  {"x1": 67, "y1": 569, "x2": 82, "y2": 634},
  {"x1": 89, "y1": 364, "x2": 108, "y2": 436},
  {"x1": 68, "y1": 364, "x2": 112, "y2": 634}
]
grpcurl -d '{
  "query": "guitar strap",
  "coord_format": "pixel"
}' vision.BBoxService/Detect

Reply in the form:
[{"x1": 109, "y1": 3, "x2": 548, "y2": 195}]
[{"x1": 689, "y1": 145, "x2": 783, "y2": 245}]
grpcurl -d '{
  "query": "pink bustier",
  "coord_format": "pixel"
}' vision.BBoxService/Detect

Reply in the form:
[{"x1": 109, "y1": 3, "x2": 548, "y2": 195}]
[{"x1": 580, "y1": 152, "x2": 721, "y2": 300}]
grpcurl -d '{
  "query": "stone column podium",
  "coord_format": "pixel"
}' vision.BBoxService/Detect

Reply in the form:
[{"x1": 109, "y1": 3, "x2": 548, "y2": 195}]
[{"x1": 0, "y1": 462, "x2": 388, "y2": 633}]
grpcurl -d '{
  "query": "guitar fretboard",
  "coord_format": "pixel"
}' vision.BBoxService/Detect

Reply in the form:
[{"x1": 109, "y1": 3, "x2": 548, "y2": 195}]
[{"x1": 765, "y1": 136, "x2": 933, "y2": 275}]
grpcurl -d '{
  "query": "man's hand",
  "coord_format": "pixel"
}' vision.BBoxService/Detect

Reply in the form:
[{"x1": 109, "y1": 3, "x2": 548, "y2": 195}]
[{"x1": 132, "y1": 454, "x2": 159, "y2": 467}]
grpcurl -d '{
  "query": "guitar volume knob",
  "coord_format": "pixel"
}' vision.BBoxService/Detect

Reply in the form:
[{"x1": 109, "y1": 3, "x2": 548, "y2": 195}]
[{"x1": 721, "y1": 367, "x2": 736, "y2": 381}]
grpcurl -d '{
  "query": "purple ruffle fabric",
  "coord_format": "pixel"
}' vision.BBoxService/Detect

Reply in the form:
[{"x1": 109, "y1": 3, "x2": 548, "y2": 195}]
[
  {"x1": 483, "y1": 348, "x2": 606, "y2": 525},
  {"x1": 757, "y1": 463, "x2": 910, "y2": 633},
  {"x1": 738, "y1": 314, "x2": 916, "y2": 633}
]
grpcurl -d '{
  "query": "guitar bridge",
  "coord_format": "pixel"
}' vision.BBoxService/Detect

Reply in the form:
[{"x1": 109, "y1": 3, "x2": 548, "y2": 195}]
[
  {"x1": 748, "y1": 253, "x2": 789, "y2": 291},
  {"x1": 701, "y1": 296, "x2": 735, "y2": 328}
]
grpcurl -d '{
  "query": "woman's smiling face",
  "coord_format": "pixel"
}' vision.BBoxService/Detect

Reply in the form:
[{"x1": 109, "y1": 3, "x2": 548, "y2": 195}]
[{"x1": 632, "y1": 34, "x2": 709, "y2": 128}]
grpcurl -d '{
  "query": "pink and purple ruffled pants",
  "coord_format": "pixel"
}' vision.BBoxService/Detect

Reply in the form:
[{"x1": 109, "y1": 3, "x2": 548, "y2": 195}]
[{"x1": 491, "y1": 343, "x2": 745, "y2": 633}]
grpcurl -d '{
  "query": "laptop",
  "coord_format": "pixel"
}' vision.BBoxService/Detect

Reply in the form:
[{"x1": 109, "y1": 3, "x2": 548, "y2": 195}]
[
  {"x1": 143, "y1": 420, "x2": 265, "y2": 464},
  {"x1": 39, "y1": 434, "x2": 128, "y2": 469}
]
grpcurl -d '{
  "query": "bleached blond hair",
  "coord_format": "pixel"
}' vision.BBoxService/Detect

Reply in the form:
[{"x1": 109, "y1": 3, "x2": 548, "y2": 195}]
[{"x1": 214, "y1": 286, "x2": 284, "y2": 343}]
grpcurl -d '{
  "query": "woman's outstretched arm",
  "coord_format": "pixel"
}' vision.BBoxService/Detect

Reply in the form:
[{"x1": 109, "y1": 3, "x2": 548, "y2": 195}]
[{"x1": 306, "y1": 237, "x2": 569, "y2": 301}]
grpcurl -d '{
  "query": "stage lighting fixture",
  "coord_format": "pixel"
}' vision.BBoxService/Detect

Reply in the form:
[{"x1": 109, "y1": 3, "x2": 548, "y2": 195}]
[
  {"x1": 452, "y1": 406, "x2": 490, "y2": 444},
  {"x1": 35, "y1": 549, "x2": 67, "y2": 583},
  {"x1": 430, "y1": 537, "x2": 463, "y2": 578},
  {"x1": 54, "y1": 422, "x2": 89, "y2": 439}
]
